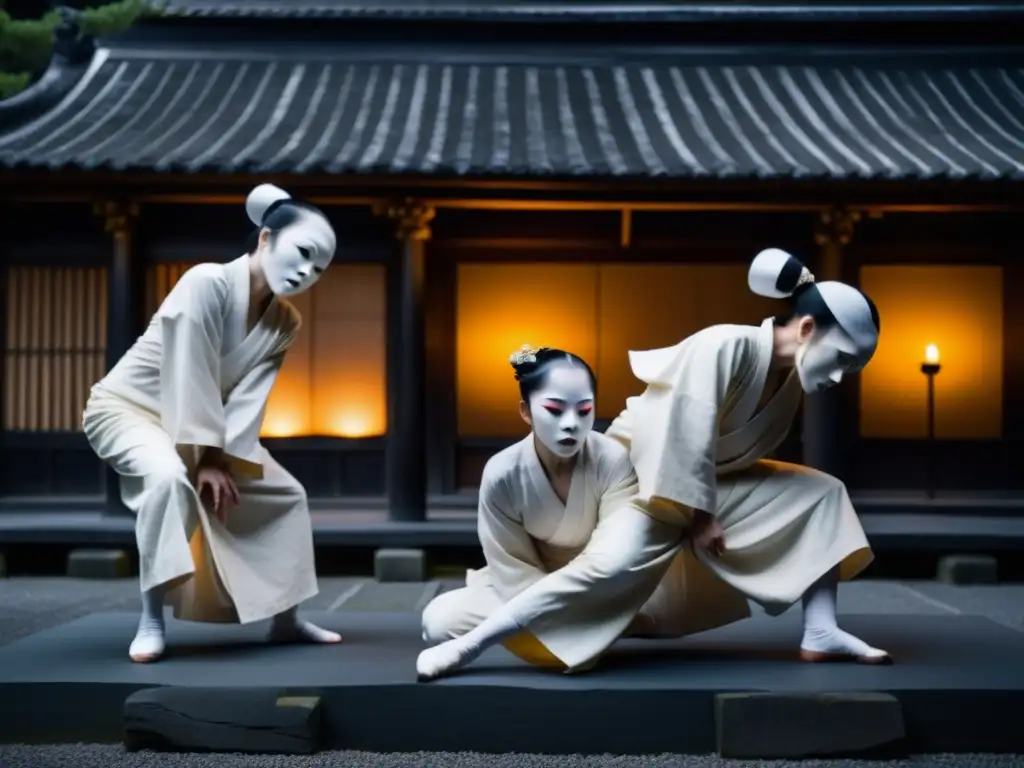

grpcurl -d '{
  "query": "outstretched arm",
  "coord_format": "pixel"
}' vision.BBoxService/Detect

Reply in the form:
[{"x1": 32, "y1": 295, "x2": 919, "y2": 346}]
[{"x1": 416, "y1": 451, "x2": 681, "y2": 681}]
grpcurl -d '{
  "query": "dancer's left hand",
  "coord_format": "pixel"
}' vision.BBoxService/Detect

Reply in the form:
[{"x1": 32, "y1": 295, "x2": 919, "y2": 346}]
[
  {"x1": 196, "y1": 465, "x2": 239, "y2": 522},
  {"x1": 690, "y1": 510, "x2": 725, "y2": 557}
]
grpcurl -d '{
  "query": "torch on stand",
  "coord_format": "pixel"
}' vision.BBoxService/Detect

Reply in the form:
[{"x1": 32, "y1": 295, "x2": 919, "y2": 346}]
[{"x1": 920, "y1": 344, "x2": 941, "y2": 500}]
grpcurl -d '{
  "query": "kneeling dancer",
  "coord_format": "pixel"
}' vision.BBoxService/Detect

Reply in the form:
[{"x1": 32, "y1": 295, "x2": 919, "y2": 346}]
[{"x1": 417, "y1": 248, "x2": 890, "y2": 680}]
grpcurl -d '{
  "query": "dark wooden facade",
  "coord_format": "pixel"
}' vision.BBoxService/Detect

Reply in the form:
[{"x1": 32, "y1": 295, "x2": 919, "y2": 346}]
[{"x1": 2, "y1": 2, "x2": 1024, "y2": 518}]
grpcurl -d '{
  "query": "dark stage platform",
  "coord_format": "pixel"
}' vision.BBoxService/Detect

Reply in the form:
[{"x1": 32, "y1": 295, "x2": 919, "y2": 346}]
[
  {"x1": 3, "y1": 507, "x2": 1024, "y2": 552},
  {"x1": 0, "y1": 611, "x2": 1022, "y2": 755}
]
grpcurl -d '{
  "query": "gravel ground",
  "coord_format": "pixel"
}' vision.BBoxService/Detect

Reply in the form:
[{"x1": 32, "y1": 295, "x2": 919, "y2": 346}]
[{"x1": 0, "y1": 746, "x2": 1020, "y2": 768}]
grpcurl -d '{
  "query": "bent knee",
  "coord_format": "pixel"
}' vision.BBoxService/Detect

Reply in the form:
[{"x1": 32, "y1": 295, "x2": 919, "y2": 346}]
[
  {"x1": 147, "y1": 463, "x2": 192, "y2": 495},
  {"x1": 795, "y1": 465, "x2": 849, "y2": 500},
  {"x1": 420, "y1": 592, "x2": 470, "y2": 644}
]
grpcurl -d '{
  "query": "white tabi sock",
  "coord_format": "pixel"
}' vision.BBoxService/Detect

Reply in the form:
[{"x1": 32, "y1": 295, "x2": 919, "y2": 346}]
[
  {"x1": 416, "y1": 607, "x2": 522, "y2": 681},
  {"x1": 800, "y1": 566, "x2": 889, "y2": 661},
  {"x1": 129, "y1": 584, "x2": 166, "y2": 663},
  {"x1": 268, "y1": 606, "x2": 342, "y2": 644}
]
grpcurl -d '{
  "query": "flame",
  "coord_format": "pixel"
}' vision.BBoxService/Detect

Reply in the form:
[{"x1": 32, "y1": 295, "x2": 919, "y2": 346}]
[{"x1": 924, "y1": 344, "x2": 940, "y2": 365}]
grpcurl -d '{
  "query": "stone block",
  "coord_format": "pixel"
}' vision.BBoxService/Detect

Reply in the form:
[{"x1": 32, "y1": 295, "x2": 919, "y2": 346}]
[
  {"x1": 937, "y1": 554, "x2": 998, "y2": 585},
  {"x1": 67, "y1": 549, "x2": 132, "y2": 579},
  {"x1": 374, "y1": 547, "x2": 426, "y2": 583},
  {"x1": 715, "y1": 692, "x2": 906, "y2": 759},
  {"x1": 123, "y1": 687, "x2": 322, "y2": 754}
]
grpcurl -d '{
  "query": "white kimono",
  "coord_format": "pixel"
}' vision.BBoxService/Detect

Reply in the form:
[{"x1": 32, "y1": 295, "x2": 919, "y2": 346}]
[
  {"x1": 607, "y1": 318, "x2": 873, "y2": 612},
  {"x1": 422, "y1": 431, "x2": 729, "y2": 669},
  {"x1": 436, "y1": 319, "x2": 872, "y2": 672},
  {"x1": 82, "y1": 255, "x2": 318, "y2": 625}
]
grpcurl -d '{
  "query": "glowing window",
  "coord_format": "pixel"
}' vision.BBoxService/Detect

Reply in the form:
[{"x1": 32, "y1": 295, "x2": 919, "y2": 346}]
[{"x1": 148, "y1": 262, "x2": 387, "y2": 438}]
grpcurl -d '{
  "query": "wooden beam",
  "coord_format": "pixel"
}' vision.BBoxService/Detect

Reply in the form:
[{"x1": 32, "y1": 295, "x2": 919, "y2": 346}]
[{"x1": 7, "y1": 191, "x2": 1022, "y2": 215}]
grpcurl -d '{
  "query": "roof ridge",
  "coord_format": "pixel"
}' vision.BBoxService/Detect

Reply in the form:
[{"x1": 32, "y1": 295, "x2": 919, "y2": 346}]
[{"x1": 159, "y1": 1, "x2": 1024, "y2": 23}]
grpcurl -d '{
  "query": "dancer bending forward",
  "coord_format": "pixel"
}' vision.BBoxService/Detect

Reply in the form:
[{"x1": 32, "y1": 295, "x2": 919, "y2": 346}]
[
  {"x1": 417, "y1": 248, "x2": 889, "y2": 680},
  {"x1": 83, "y1": 184, "x2": 342, "y2": 662}
]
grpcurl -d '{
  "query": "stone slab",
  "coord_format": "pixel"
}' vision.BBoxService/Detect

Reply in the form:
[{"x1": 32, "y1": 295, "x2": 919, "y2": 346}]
[
  {"x1": 374, "y1": 548, "x2": 426, "y2": 582},
  {"x1": 123, "y1": 688, "x2": 322, "y2": 754},
  {"x1": 937, "y1": 554, "x2": 999, "y2": 585},
  {"x1": 67, "y1": 549, "x2": 131, "y2": 579},
  {"x1": 715, "y1": 691, "x2": 906, "y2": 759},
  {"x1": 0, "y1": 611, "x2": 1022, "y2": 754}
]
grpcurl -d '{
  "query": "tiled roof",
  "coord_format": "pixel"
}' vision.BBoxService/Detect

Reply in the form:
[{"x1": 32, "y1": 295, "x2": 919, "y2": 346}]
[
  {"x1": 2, "y1": 49, "x2": 1023, "y2": 180},
  {"x1": 159, "y1": 1, "x2": 1024, "y2": 23}
]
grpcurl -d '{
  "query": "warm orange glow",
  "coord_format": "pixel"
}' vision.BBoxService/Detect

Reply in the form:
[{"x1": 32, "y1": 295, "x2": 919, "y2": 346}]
[
  {"x1": 859, "y1": 266, "x2": 1002, "y2": 439},
  {"x1": 924, "y1": 344, "x2": 940, "y2": 365},
  {"x1": 327, "y1": 411, "x2": 378, "y2": 438},
  {"x1": 148, "y1": 262, "x2": 387, "y2": 440},
  {"x1": 597, "y1": 264, "x2": 777, "y2": 415},
  {"x1": 308, "y1": 266, "x2": 387, "y2": 438},
  {"x1": 456, "y1": 264, "x2": 599, "y2": 437},
  {"x1": 260, "y1": 412, "x2": 306, "y2": 438},
  {"x1": 456, "y1": 263, "x2": 779, "y2": 435},
  {"x1": 259, "y1": 266, "x2": 386, "y2": 439},
  {"x1": 262, "y1": 365, "x2": 312, "y2": 436}
]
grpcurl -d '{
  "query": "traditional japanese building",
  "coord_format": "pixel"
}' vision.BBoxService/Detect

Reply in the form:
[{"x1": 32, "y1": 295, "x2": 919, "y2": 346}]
[{"x1": 1, "y1": 1, "x2": 1023, "y2": 547}]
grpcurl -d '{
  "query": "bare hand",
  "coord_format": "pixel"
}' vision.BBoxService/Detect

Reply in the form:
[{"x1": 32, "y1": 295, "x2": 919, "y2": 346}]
[
  {"x1": 196, "y1": 465, "x2": 239, "y2": 522},
  {"x1": 690, "y1": 509, "x2": 726, "y2": 557}
]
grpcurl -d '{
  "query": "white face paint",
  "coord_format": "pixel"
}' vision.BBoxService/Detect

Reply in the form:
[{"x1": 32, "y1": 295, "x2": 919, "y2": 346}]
[
  {"x1": 795, "y1": 324, "x2": 867, "y2": 394},
  {"x1": 528, "y1": 364, "x2": 595, "y2": 458},
  {"x1": 262, "y1": 209, "x2": 336, "y2": 297}
]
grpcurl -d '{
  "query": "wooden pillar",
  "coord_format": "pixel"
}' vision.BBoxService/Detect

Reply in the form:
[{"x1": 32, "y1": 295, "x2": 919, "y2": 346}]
[
  {"x1": 802, "y1": 207, "x2": 860, "y2": 479},
  {"x1": 94, "y1": 201, "x2": 141, "y2": 516},
  {"x1": 378, "y1": 199, "x2": 434, "y2": 522}
]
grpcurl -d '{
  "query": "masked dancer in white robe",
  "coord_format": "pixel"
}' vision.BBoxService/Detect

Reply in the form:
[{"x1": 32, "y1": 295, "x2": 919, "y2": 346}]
[
  {"x1": 82, "y1": 183, "x2": 342, "y2": 662},
  {"x1": 417, "y1": 248, "x2": 888, "y2": 680},
  {"x1": 420, "y1": 346, "x2": 698, "y2": 669}
]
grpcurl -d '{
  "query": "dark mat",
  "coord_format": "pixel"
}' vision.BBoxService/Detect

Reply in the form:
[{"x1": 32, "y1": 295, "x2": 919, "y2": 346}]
[{"x1": 0, "y1": 611, "x2": 1021, "y2": 754}]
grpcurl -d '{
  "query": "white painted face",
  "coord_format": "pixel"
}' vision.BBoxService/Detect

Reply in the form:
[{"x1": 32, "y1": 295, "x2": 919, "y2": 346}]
[
  {"x1": 795, "y1": 324, "x2": 866, "y2": 394},
  {"x1": 262, "y1": 209, "x2": 336, "y2": 297},
  {"x1": 528, "y1": 363, "x2": 595, "y2": 458}
]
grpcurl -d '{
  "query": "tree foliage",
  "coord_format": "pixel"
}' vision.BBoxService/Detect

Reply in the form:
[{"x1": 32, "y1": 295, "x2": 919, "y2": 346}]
[{"x1": 0, "y1": 0, "x2": 156, "y2": 100}]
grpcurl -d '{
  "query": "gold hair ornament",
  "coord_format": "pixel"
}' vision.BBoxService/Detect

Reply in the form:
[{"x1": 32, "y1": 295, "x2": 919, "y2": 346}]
[
  {"x1": 509, "y1": 345, "x2": 540, "y2": 366},
  {"x1": 796, "y1": 267, "x2": 816, "y2": 289}
]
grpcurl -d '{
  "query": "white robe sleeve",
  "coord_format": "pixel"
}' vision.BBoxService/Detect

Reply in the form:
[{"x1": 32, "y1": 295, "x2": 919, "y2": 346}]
[
  {"x1": 221, "y1": 351, "x2": 285, "y2": 479},
  {"x1": 595, "y1": 444, "x2": 641, "y2": 523},
  {"x1": 627, "y1": 332, "x2": 754, "y2": 516},
  {"x1": 158, "y1": 265, "x2": 228, "y2": 450},
  {"x1": 478, "y1": 470, "x2": 549, "y2": 602}
]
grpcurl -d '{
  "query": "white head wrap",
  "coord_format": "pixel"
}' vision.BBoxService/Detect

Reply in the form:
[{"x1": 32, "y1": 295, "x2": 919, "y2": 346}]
[
  {"x1": 748, "y1": 247, "x2": 878, "y2": 362},
  {"x1": 245, "y1": 183, "x2": 291, "y2": 227}
]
